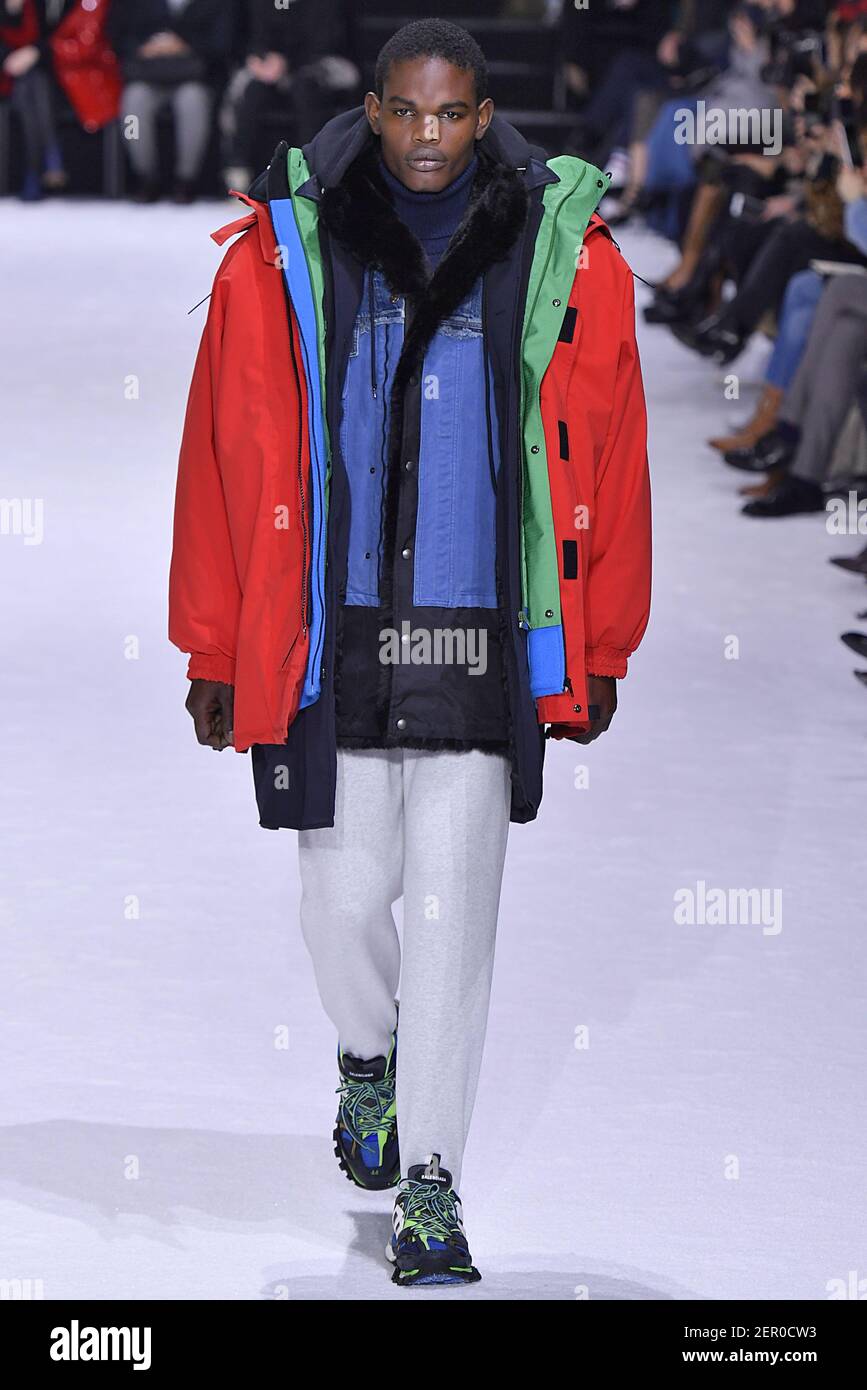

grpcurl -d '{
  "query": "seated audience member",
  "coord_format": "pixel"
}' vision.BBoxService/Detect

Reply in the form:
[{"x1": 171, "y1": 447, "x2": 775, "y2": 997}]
[
  {"x1": 220, "y1": 0, "x2": 358, "y2": 196},
  {"x1": 735, "y1": 165, "x2": 867, "y2": 516},
  {"x1": 0, "y1": 0, "x2": 72, "y2": 198},
  {"x1": 108, "y1": 0, "x2": 233, "y2": 203}
]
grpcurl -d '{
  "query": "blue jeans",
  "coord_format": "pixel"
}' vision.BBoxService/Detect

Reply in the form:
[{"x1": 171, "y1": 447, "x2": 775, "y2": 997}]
[
  {"x1": 765, "y1": 270, "x2": 824, "y2": 390},
  {"x1": 643, "y1": 97, "x2": 699, "y2": 241}
]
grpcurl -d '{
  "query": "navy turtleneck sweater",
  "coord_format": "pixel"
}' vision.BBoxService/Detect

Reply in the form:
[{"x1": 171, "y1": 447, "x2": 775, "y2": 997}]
[{"x1": 378, "y1": 154, "x2": 478, "y2": 271}]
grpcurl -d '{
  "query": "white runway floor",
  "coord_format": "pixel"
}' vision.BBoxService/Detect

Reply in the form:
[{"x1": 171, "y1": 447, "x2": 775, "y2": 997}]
[{"x1": 1, "y1": 198, "x2": 865, "y2": 1301}]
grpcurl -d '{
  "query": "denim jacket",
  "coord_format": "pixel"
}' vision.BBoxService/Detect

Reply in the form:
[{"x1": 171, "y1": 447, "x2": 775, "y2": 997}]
[{"x1": 340, "y1": 265, "x2": 501, "y2": 611}]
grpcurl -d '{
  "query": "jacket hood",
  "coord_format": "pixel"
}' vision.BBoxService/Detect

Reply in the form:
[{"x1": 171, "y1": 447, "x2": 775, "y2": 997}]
[{"x1": 247, "y1": 104, "x2": 555, "y2": 203}]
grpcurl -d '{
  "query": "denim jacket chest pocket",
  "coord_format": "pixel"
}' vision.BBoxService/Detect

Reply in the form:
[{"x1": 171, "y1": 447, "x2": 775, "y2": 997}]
[{"x1": 346, "y1": 269, "x2": 405, "y2": 360}]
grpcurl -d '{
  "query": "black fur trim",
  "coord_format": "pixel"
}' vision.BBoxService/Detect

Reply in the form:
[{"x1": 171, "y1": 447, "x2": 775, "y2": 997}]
[{"x1": 336, "y1": 736, "x2": 510, "y2": 754}]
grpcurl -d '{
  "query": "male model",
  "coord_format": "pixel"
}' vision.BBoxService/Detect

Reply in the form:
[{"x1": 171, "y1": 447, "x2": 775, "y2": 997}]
[{"x1": 169, "y1": 18, "x2": 652, "y2": 1288}]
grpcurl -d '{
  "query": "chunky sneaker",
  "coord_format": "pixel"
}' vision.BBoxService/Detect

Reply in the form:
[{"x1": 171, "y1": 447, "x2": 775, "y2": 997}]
[
  {"x1": 333, "y1": 1031, "x2": 399, "y2": 1190},
  {"x1": 387, "y1": 1153, "x2": 481, "y2": 1287}
]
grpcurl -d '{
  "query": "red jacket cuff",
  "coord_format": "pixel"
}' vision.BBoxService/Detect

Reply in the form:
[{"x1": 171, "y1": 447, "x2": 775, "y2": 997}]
[
  {"x1": 585, "y1": 646, "x2": 628, "y2": 679},
  {"x1": 186, "y1": 652, "x2": 236, "y2": 685}
]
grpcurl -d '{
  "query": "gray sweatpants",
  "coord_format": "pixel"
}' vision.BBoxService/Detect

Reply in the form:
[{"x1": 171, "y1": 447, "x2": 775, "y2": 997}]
[
  {"x1": 122, "y1": 80, "x2": 213, "y2": 181},
  {"x1": 785, "y1": 275, "x2": 867, "y2": 484},
  {"x1": 297, "y1": 746, "x2": 512, "y2": 1190}
]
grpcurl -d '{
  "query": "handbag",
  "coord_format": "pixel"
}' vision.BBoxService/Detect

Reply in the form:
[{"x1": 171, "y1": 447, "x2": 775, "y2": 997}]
[{"x1": 123, "y1": 52, "x2": 207, "y2": 85}]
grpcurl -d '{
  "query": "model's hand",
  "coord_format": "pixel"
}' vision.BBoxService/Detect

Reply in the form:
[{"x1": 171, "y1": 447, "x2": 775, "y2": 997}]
[
  {"x1": 657, "y1": 30, "x2": 682, "y2": 68},
  {"x1": 3, "y1": 44, "x2": 39, "y2": 77},
  {"x1": 186, "y1": 679, "x2": 235, "y2": 750},
  {"x1": 249, "y1": 51, "x2": 287, "y2": 84},
  {"x1": 837, "y1": 159, "x2": 866, "y2": 204},
  {"x1": 139, "y1": 31, "x2": 189, "y2": 58},
  {"x1": 546, "y1": 675, "x2": 617, "y2": 745}
]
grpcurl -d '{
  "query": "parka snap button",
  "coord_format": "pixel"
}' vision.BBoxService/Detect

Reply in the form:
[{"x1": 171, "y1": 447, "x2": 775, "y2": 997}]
[
  {"x1": 401, "y1": 547, "x2": 411, "y2": 559},
  {"x1": 404, "y1": 460, "x2": 414, "y2": 471},
  {"x1": 553, "y1": 298, "x2": 561, "y2": 307},
  {"x1": 574, "y1": 704, "x2": 583, "y2": 714},
  {"x1": 396, "y1": 718, "x2": 407, "y2": 730},
  {"x1": 531, "y1": 444, "x2": 540, "y2": 454},
  {"x1": 545, "y1": 609, "x2": 554, "y2": 618}
]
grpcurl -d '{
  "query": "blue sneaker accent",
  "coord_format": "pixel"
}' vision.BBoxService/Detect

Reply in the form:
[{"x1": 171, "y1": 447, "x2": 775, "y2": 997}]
[
  {"x1": 388, "y1": 1155, "x2": 481, "y2": 1287},
  {"x1": 332, "y1": 1028, "x2": 399, "y2": 1190}
]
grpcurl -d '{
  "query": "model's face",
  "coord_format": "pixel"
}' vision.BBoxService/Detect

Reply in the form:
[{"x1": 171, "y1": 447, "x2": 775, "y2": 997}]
[{"x1": 365, "y1": 57, "x2": 493, "y2": 193}]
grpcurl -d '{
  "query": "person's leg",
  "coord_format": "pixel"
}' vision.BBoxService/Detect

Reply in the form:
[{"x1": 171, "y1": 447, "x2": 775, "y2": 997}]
[
  {"x1": 289, "y1": 66, "x2": 335, "y2": 147},
  {"x1": 297, "y1": 747, "x2": 403, "y2": 1061},
  {"x1": 170, "y1": 80, "x2": 214, "y2": 182},
  {"x1": 728, "y1": 220, "x2": 867, "y2": 335},
  {"x1": 221, "y1": 69, "x2": 271, "y2": 176},
  {"x1": 9, "y1": 70, "x2": 43, "y2": 179},
  {"x1": 396, "y1": 748, "x2": 512, "y2": 1192},
  {"x1": 665, "y1": 182, "x2": 726, "y2": 290},
  {"x1": 121, "y1": 81, "x2": 165, "y2": 180},
  {"x1": 788, "y1": 277, "x2": 867, "y2": 484},
  {"x1": 583, "y1": 49, "x2": 664, "y2": 145},
  {"x1": 29, "y1": 65, "x2": 60, "y2": 158},
  {"x1": 765, "y1": 270, "x2": 825, "y2": 390}
]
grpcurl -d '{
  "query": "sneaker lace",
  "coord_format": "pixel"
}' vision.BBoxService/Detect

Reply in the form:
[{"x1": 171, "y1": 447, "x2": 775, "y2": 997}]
[
  {"x1": 335, "y1": 1076, "x2": 395, "y2": 1140},
  {"x1": 398, "y1": 1180, "x2": 460, "y2": 1244}
]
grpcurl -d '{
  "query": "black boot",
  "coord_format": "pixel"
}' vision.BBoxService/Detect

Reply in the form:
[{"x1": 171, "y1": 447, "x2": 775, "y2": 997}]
[
  {"x1": 841, "y1": 632, "x2": 867, "y2": 660},
  {"x1": 672, "y1": 311, "x2": 748, "y2": 364},
  {"x1": 132, "y1": 175, "x2": 161, "y2": 204},
  {"x1": 725, "y1": 424, "x2": 799, "y2": 473},
  {"x1": 742, "y1": 475, "x2": 825, "y2": 517},
  {"x1": 172, "y1": 177, "x2": 197, "y2": 204},
  {"x1": 644, "y1": 283, "x2": 706, "y2": 326},
  {"x1": 830, "y1": 545, "x2": 867, "y2": 576}
]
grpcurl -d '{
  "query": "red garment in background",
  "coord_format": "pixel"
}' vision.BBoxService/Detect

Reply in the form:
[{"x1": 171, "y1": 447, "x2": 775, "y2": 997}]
[
  {"x1": 49, "y1": 0, "x2": 120, "y2": 131},
  {"x1": 0, "y1": 0, "x2": 39, "y2": 100}
]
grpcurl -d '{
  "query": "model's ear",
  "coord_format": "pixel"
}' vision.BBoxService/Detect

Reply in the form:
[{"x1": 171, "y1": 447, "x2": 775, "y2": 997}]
[
  {"x1": 364, "y1": 92, "x2": 382, "y2": 135},
  {"x1": 475, "y1": 98, "x2": 494, "y2": 140}
]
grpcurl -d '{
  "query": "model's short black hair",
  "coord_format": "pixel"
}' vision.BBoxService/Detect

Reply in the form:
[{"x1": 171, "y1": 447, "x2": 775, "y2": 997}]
[{"x1": 375, "y1": 19, "x2": 489, "y2": 104}]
